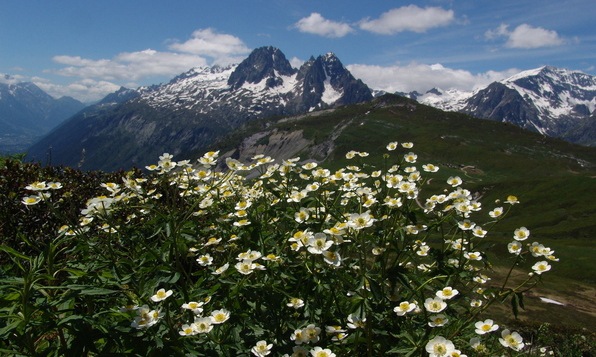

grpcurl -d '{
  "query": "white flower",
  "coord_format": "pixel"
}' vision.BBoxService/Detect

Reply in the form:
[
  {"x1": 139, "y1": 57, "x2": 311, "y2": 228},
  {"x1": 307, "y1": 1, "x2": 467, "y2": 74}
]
[
  {"x1": 47, "y1": 182, "x2": 63, "y2": 190},
  {"x1": 237, "y1": 249, "x2": 262, "y2": 262},
  {"x1": 150, "y1": 288, "x2": 173, "y2": 302},
  {"x1": 252, "y1": 340, "x2": 273, "y2": 356},
  {"x1": 463, "y1": 251, "x2": 482, "y2": 261},
  {"x1": 489, "y1": 207, "x2": 503, "y2": 218},
  {"x1": 309, "y1": 346, "x2": 336, "y2": 357},
  {"x1": 235, "y1": 260, "x2": 257, "y2": 275},
  {"x1": 346, "y1": 313, "x2": 366, "y2": 329},
  {"x1": 22, "y1": 195, "x2": 42, "y2": 205},
  {"x1": 25, "y1": 181, "x2": 47, "y2": 191},
  {"x1": 422, "y1": 163, "x2": 439, "y2": 172},
  {"x1": 457, "y1": 220, "x2": 475, "y2": 231},
  {"x1": 513, "y1": 227, "x2": 530, "y2": 241},
  {"x1": 295, "y1": 208, "x2": 310, "y2": 223},
  {"x1": 425, "y1": 335, "x2": 455, "y2": 357},
  {"x1": 532, "y1": 261, "x2": 552, "y2": 274},
  {"x1": 192, "y1": 317, "x2": 213, "y2": 334},
  {"x1": 499, "y1": 329, "x2": 525, "y2": 351},
  {"x1": 472, "y1": 226, "x2": 487, "y2": 238},
  {"x1": 436, "y1": 287, "x2": 458, "y2": 300},
  {"x1": 291, "y1": 328, "x2": 308, "y2": 345},
  {"x1": 322, "y1": 250, "x2": 342, "y2": 267},
  {"x1": 428, "y1": 314, "x2": 448, "y2": 327},
  {"x1": 131, "y1": 305, "x2": 161, "y2": 329},
  {"x1": 307, "y1": 233, "x2": 333, "y2": 254},
  {"x1": 303, "y1": 324, "x2": 321, "y2": 343},
  {"x1": 508, "y1": 241, "x2": 523, "y2": 255},
  {"x1": 181, "y1": 301, "x2": 204, "y2": 314},
  {"x1": 386, "y1": 141, "x2": 398, "y2": 151},
  {"x1": 469, "y1": 337, "x2": 486, "y2": 352},
  {"x1": 196, "y1": 254, "x2": 213, "y2": 266},
  {"x1": 210, "y1": 309, "x2": 230, "y2": 324},
  {"x1": 287, "y1": 297, "x2": 305, "y2": 309},
  {"x1": 212, "y1": 263, "x2": 230, "y2": 275},
  {"x1": 424, "y1": 297, "x2": 447, "y2": 313},
  {"x1": 474, "y1": 319, "x2": 499, "y2": 334},
  {"x1": 447, "y1": 176, "x2": 462, "y2": 187},
  {"x1": 179, "y1": 323, "x2": 198, "y2": 336},
  {"x1": 347, "y1": 211, "x2": 375, "y2": 230},
  {"x1": 506, "y1": 195, "x2": 519, "y2": 204}
]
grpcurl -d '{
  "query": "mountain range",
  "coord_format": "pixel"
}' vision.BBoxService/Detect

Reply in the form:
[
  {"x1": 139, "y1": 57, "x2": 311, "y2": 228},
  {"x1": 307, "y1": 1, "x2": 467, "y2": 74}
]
[
  {"x1": 0, "y1": 77, "x2": 84, "y2": 153},
  {"x1": 8, "y1": 46, "x2": 596, "y2": 170},
  {"x1": 25, "y1": 46, "x2": 372, "y2": 170},
  {"x1": 411, "y1": 66, "x2": 596, "y2": 146}
]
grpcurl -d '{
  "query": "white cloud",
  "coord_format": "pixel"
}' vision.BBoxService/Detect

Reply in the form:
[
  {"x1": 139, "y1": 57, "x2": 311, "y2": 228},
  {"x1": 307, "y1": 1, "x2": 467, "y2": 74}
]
[
  {"x1": 167, "y1": 28, "x2": 250, "y2": 61},
  {"x1": 44, "y1": 28, "x2": 250, "y2": 101},
  {"x1": 359, "y1": 5, "x2": 454, "y2": 34},
  {"x1": 294, "y1": 13, "x2": 354, "y2": 38},
  {"x1": 289, "y1": 56, "x2": 305, "y2": 69},
  {"x1": 0, "y1": 73, "x2": 26, "y2": 85},
  {"x1": 32, "y1": 77, "x2": 121, "y2": 103},
  {"x1": 485, "y1": 23, "x2": 564, "y2": 49},
  {"x1": 347, "y1": 62, "x2": 519, "y2": 93},
  {"x1": 52, "y1": 50, "x2": 207, "y2": 82}
]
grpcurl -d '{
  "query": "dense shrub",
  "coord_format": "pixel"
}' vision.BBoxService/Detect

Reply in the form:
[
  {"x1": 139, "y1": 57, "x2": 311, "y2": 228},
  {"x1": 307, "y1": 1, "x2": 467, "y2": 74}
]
[{"x1": 1, "y1": 144, "x2": 563, "y2": 356}]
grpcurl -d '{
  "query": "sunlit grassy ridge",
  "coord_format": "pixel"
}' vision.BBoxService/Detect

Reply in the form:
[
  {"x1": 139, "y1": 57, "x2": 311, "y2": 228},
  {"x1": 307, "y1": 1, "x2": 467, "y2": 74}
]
[{"x1": 214, "y1": 94, "x2": 596, "y2": 281}]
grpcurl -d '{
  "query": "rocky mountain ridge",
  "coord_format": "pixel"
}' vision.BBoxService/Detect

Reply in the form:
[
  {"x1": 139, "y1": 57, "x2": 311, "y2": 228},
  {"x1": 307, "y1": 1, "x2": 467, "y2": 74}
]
[
  {"x1": 26, "y1": 46, "x2": 372, "y2": 170},
  {"x1": 411, "y1": 66, "x2": 596, "y2": 145}
]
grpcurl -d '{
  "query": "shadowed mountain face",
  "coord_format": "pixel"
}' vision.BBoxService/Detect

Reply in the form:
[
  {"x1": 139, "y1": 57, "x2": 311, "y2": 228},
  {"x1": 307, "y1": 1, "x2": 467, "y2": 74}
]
[{"x1": 26, "y1": 47, "x2": 372, "y2": 171}]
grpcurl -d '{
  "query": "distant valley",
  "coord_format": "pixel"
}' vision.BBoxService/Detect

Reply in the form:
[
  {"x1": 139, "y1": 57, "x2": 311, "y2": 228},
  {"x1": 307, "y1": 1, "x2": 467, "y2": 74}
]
[{"x1": 0, "y1": 77, "x2": 84, "y2": 154}]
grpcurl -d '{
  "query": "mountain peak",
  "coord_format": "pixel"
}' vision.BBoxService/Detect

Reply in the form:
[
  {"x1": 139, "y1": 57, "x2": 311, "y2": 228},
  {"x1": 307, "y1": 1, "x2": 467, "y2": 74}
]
[{"x1": 228, "y1": 46, "x2": 296, "y2": 90}]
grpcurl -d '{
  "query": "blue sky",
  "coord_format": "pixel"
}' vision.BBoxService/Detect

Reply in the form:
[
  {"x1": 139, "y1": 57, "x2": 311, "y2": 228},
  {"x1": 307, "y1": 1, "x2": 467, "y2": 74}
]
[{"x1": 1, "y1": 0, "x2": 594, "y2": 102}]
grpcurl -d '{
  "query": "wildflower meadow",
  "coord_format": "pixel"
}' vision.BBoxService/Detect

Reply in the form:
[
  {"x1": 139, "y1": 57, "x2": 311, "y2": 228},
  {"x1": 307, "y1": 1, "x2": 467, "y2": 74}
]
[{"x1": 1, "y1": 142, "x2": 561, "y2": 356}]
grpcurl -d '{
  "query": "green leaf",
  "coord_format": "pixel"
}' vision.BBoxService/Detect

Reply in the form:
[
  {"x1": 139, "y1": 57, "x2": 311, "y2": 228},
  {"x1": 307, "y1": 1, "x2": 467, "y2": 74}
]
[
  {"x1": 516, "y1": 292, "x2": 525, "y2": 310},
  {"x1": 0, "y1": 319, "x2": 23, "y2": 338},
  {"x1": 0, "y1": 244, "x2": 31, "y2": 261},
  {"x1": 367, "y1": 276, "x2": 384, "y2": 301},
  {"x1": 66, "y1": 284, "x2": 118, "y2": 296},
  {"x1": 511, "y1": 293, "x2": 519, "y2": 319},
  {"x1": 57, "y1": 314, "x2": 84, "y2": 326}
]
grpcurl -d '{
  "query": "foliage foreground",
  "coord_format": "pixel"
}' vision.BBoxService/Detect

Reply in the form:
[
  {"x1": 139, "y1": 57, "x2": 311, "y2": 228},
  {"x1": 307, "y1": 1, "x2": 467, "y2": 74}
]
[{"x1": 1, "y1": 143, "x2": 564, "y2": 356}]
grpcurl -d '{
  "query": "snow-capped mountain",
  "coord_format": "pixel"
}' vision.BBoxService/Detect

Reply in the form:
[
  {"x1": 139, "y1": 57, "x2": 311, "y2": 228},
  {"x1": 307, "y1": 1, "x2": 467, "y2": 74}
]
[
  {"x1": 414, "y1": 66, "x2": 596, "y2": 146},
  {"x1": 0, "y1": 76, "x2": 84, "y2": 153},
  {"x1": 26, "y1": 46, "x2": 372, "y2": 170}
]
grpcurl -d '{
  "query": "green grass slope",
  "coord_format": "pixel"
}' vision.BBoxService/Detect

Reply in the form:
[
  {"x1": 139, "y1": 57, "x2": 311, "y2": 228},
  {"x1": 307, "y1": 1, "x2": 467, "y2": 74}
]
[{"x1": 216, "y1": 94, "x2": 596, "y2": 283}]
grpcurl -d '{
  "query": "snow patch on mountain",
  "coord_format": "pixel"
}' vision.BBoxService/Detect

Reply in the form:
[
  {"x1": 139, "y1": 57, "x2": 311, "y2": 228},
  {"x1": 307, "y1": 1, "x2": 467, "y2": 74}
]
[
  {"x1": 141, "y1": 65, "x2": 235, "y2": 109},
  {"x1": 501, "y1": 66, "x2": 596, "y2": 118},
  {"x1": 417, "y1": 88, "x2": 472, "y2": 112}
]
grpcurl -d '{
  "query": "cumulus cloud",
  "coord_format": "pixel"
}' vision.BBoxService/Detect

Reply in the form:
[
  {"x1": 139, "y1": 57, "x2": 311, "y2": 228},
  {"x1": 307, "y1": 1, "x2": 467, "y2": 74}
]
[
  {"x1": 294, "y1": 13, "x2": 354, "y2": 38},
  {"x1": 347, "y1": 62, "x2": 519, "y2": 93},
  {"x1": 32, "y1": 77, "x2": 121, "y2": 103},
  {"x1": 46, "y1": 28, "x2": 250, "y2": 101},
  {"x1": 52, "y1": 50, "x2": 207, "y2": 82},
  {"x1": 289, "y1": 56, "x2": 305, "y2": 69},
  {"x1": 167, "y1": 28, "x2": 251, "y2": 60},
  {"x1": 485, "y1": 23, "x2": 564, "y2": 49},
  {"x1": 359, "y1": 5, "x2": 454, "y2": 34}
]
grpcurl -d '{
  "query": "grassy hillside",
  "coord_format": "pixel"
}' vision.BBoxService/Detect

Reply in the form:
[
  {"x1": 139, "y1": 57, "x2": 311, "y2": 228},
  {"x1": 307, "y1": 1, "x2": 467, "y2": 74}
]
[
  {"x1": 211, "y1": 94, "x2": 596, "y2": 337},
  {"x1": 218, "y1": 95, "x2": 595, "y2": 229}
]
